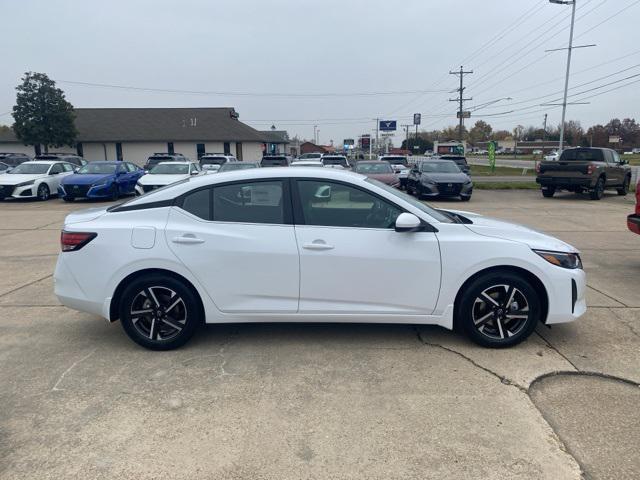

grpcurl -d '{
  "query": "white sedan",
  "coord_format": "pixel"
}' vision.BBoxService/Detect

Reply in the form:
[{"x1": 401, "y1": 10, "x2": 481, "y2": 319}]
[
  {"x1": 135, "y1": 161, "x2": 204, "y2": 196},
  {"x1": 0, "y1": 160, "x2": 74, "y2": 201},
  {"x1": 54, "y1": 168, "x2": 586, "y2": 350}
]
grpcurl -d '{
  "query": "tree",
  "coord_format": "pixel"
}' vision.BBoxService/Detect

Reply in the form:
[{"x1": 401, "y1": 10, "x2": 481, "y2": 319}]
[
  {"x1": 562, "y1": 120, "x2": 584, "y2": 147},
  {"x1": 492, "y1": 130, "x2": 511, "y2": 141},
  {"x1": 12, "y1": 72, "x2": 77, "y2": 153},
  {"x1": 467, "y1": 120, "x2": 493, "y2": 145}
]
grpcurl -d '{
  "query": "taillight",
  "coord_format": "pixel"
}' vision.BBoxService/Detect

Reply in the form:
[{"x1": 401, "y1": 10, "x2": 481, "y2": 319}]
[
  {"x1": 587, "y1": 165, "x2": 594, "y2": 175},
  {"x1": 60, "y1": 231, "x2": 97, "y2": 252},
  {"x1": 535, "y1": 162, "x2": 541, "y2": 173}
]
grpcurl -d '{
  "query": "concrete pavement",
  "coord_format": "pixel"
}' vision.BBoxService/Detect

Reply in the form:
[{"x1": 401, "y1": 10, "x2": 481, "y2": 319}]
[{"x1": 1, "y1": 191, "x2": 638, "y2": 479}]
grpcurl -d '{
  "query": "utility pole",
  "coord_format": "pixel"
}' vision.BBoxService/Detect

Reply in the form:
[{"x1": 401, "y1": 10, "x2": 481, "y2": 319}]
[
  {"x1": 543, "y1": 113, "x2": 548, "y2": 141},
  {"x1": 313, "y1": 125, "x2": 318, "y2": 145},
  {"x1": 375, "y1": 118, "x2": 380, "y2": 156},
  {"x1": 449, "y1": 66, "x2": 473, "y2": 141},
  {"x1": 558, "y1": 0, "x2": 576, "y2": 153}
]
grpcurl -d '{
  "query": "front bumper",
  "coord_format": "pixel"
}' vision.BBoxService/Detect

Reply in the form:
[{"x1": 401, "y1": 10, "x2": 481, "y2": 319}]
[
  {"x1": 59, "y1": 183, "x2": 113, "y2": 199},
  {"x1": 421, "y1": 182, "x2": 473, "y2": 197},
  {"x1": 628, "y1": 214, "x2": 640, "y2": 235},
  {"x1": 0, "y1": 184, "x2": 36, "y2": 198},
  {"x1": 545, "y1": 267, "x2": 587, "y2": 325}
]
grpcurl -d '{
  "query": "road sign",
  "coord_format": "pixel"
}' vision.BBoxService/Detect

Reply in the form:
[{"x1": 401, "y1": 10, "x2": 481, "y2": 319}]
[
  {"x1": 379, "y1": 120, "x2": 397, "y2": 131},
  {"x1": 488, "y1": 141, "x2": 496, "y2": 172},
  {"x1": 360, "y1": 136, "x2": 371, "y2": 148},
  {"x1": 456, "y1": 111, "x2": 471, "y2": 119},
  {"x1": 343, "y1": 138, "x2": 355, "y2": 146},
  {"x1": 413, "y1": 113, "x2": 421, "y2": 125},
  {"x1": 609, "y1": 135, "x2": 621, "y2": 143}
]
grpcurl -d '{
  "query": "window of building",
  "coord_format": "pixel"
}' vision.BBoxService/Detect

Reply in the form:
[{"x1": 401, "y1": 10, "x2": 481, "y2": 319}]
[
  {"x1": 196, "y1": 143, "x2": 205, "y2": 159},
  {"x1": 223, "y1": 142, "x2": 231, "y2": 155},
  {"x1": 116, "y1": 142, "x2": 123, "y2": 161},
  {"x1": 167, "y1": 142, "x2": 175, "y2": 155},
  {"x1": 76, "y1": 143, "x2": 83, "y2": 157},
  {"x1": 235, "y1": 142, "x2": 243, "y2": 161}
]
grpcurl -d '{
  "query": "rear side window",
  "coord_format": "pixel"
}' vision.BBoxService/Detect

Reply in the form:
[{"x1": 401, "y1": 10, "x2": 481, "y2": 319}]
[
  {"x1": 181, "y1": 188, "x2": 211, "y2": 220},
  {"x1": 213, "y1": 181, "x2": 284, "y2": 224}
]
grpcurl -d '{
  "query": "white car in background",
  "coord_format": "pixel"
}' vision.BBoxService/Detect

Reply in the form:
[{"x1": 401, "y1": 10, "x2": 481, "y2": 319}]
[
  {"x1": 322, "y1": 155, "x2": 350, "y2": 169},
  {"x1": 291, "y1": 160, "x2": 324, "y2": 167},
  {"x1": 200, "y1": 154, "x2": 238, "y2": 172},
  {"x1": 55, "y1": 168, "x2": 586, "y2": 351},
  {"x1": 135, "y1": 161, "x2": 204, "y2": 196},
  {"x1": 0, "y1": 160, "x2": 74, "y2": 201},
  {"x1": 0, "y1": 162, "x2": 10, "y2": 174},
  {"x1": 544, "y1": 151, "x2": 559, "y2": 162}
]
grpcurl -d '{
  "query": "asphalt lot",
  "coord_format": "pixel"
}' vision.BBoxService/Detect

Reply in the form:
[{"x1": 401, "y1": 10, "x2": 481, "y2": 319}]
[{"x1": 1, "y1": 189, "x2": 639, "y2": 479}]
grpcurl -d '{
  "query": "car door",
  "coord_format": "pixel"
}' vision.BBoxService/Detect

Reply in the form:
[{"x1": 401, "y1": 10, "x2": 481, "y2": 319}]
[
  {"x1": 609, "y1": 151, "x2": 624, "y2": 185},
  {"x1": 46, "y1": 163, "x2": 65, "y2": 190},
  {"x1": 292, "y1": 178, "x2": 441, "y2": 314},
  {"x1": 165, "y1": 179, "x2": 300, "y2": 313}
]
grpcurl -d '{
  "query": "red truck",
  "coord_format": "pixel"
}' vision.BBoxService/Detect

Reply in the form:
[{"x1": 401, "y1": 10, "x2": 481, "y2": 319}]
[{"x1": 628, "y1": 178, "x2": 640, "y2": 235}]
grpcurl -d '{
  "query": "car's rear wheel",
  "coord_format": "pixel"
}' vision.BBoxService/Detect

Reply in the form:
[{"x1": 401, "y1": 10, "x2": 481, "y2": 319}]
[
  {"x1": 119, "y1": 275, "x2": 201, "y2": 350},
  {"x1": 541, "y1": 186, "x2": 555, "y2": 198},
  {"x1": 590, "y1": 176, "x2": 605, "y2": 200},
  {"x1": 37, "y1": 183, "x2": 50, "y2": 201},
  {"x1": 457, "y1": 272, "x2": 541, "y2": 348},
  {"x1": 617, "y1": 175, "x2": 631, "y2": 196}
]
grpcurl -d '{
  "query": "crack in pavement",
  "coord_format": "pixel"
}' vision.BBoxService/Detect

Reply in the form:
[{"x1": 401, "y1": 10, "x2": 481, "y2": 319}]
[
  {"x1": 534, "y1": 330, "x2": 580, "y2": 371},
  {"x1": 586, "y1": 284, "x2": 629, "y2": 308},
  {"x1": 608, "y1": 308, "x2": 640, "y2": 339},
  {"x1": 0, "y1": 274, "x2": 52, "y2": 298}
]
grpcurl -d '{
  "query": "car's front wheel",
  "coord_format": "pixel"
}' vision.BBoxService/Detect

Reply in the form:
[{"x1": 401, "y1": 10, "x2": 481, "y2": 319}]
[
  {"x1": 37, "y1": 183, "x2": 50, "y2": 201},
  {"x1": 119, "y1": 275, "x2": 201, "y2": 350},
  {"x1": 541, "y1": 186, "x2": 555, "y2": 198},
  {"x1": 457, "y1": 271, "x2": 541, "y2": 348},
  {"x1": 617, "y1": 175, "x2": 631, "y2": 196}
]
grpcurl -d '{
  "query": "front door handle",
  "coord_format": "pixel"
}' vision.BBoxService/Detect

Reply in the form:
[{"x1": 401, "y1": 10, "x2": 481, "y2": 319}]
[
  {"x1": 172, "y1": 234, "x2": 205, "y2": 244},
  {"x1": 302, "y1": 240, "x2": 334, "y2": 251}
]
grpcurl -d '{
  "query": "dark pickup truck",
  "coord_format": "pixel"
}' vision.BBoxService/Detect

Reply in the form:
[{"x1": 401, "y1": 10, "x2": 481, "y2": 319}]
[{"x1": 536, "y1": 147, "x2": 632, "y2": 200}]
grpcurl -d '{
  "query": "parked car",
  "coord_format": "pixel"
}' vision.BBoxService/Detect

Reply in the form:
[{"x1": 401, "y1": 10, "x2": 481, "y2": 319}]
[
  {"x1": 144, "y1": 153, "x2": 187, "y2": 171},
  {"x1": 54, "y1": 167, "x2": 586, "y2": 351},
  {"x1": 395, "y1": 165, "x2": 410, "y2": 189},
  {"x1": 628, "y1": 178, "x2": 640, "y2": 235},
  {"x1": 532, "y1": 149, "x2": 543, "y2": 155},
  {"x1": 0, "y1": 161, "x2": 74, "y2": 201},
  {"x1": 298, "y1": 153, "x2": 324, "y2": 161},
  {"x1": 59, "y1": 161, "x2": 144, "y2": 201},
  {"x1": 322, "y1": 155, "x2": 350, "y2": 169},
  {"x1": 406, "y1": 160, "x2": 473, "y2": 201},
  {"x1": 536, "y1": 147, "x2": 632, "y2": 200},
  {"x1": 218, "y1": 162, "x2": 259, "y2": 173},
  {"x1": 291, "y1": 160, "x2": 324, "y2": 167},
  {"x1": 199, "y1": 153, "x2": 237, "y2": 172},
  {"x1": 0, "y1": 162, "x2": 9, "y2": 174},
  {"x1": 135, "y1": 161, "x2": 203, "y2": 196},
  {"x1": 35, "y1": 153, "x2": 87, "y2": 167},
  {"x1": 544, "y1": 151, "x2": 559, "y2": 162},
  {"x1": 260, "y1": 155, "x2": 290, "y2": 167},
  {"x1": 0, "y1": 152, "x2": 31, "y2": 168},
  {"x1": 437, "y1": 155, "x2": 469, "y2": 174},
  {"x1": 379, "y1": 155, "x2": 409, "y2": 174},
  {"x1": 354, "y1": 161, "x2": 399, "y2": 187}
]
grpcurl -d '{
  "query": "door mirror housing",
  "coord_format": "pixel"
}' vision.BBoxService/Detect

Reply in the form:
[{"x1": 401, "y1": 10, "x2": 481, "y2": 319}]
[{"x1": 395, "y1": 212, "x2": 422, "y2": 232}]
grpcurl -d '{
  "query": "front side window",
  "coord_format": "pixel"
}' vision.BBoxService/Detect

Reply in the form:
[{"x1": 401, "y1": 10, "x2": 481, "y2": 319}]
[
  {"x1": 49, "y1": 163, "x2": 63, "y2": 174},
  {"x1": 213, "y1": 181, "x2": 284, "y2": 224},
  {"x1": 296, "y1": 180, "x2": 401, "y2": 229},
  {"x1": 62, "y1": 163, "x2": 74, "y2": 172}
]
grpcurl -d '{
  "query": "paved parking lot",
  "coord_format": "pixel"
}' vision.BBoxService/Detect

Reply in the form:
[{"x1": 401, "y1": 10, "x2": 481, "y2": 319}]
[{"x1": 1, "y1": 190, "x2": 638, "y2": 479}]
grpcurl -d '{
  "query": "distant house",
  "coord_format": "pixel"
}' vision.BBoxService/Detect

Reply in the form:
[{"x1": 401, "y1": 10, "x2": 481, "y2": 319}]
[
  {"x1": 300, "y1": 142, "x2": 329, "y2": 154},
  {"x1": 0, "y1": 107, "x2": 270, "y2": 165}
]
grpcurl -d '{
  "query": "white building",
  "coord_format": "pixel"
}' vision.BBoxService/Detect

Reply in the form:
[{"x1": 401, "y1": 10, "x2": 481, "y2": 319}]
[{"x1": 0, "y1": 107, "x2": 269, "y2": 165}]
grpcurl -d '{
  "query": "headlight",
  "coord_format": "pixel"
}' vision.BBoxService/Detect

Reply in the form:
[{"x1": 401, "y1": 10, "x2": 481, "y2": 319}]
[
  {"x1": 534, "y1": 250, "x2": 583, "y2": 269},
  {"x1": 16, "y1": 180, "x2": 35, "y2": 187},
  {"x1": 421, "y1": 177, "x2": 435, "y2": 185},
  {"x1": 93, "y1": 179, "x2": 110, "y2": 187}
]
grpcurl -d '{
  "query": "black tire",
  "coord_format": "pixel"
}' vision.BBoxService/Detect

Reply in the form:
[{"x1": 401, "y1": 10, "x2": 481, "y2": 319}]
[
  {"x1": 541, "y1": 187, "x2": 555, "y2": 198},
  {"x1": 460, "y1": 195, "x2": 471, "y2": 202},
  {"x1": 406, "y1": 183, "x2": 413, "y2": 196},
  {"x1": 63, "y1": 196, "x2": 75, "y2": 202},
  {"x1": 617, "y1": 175, "x2": 631, "y2": 196},
  {"x1": 110, "y1": 184, "x2": 120, "y2": 201},
  {"x1": 119, "y1": 274, "x2": 201, "y2": 350},
  {"x1": 590, "y1": 176, "x2": 605, "y2": 200},
  {"x1": 457, "y1": 271, "x2": 541, "y2": 348},
  {"x1": 37, "y1": 183, "x2": 50, "y2": 201}
]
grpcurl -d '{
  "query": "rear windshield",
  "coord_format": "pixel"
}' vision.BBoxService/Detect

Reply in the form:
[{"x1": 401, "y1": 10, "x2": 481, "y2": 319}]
[
  {"x1": 261, "y1": 159, "x2": 287, "y2": 166},
  {"x1": 299, "y1": 153, "x2": 322, "y2": 159},
  {"x1": 381, "y1": 157, "x2": 407, "y2": 165},
  {"x1": 559, "y1": 149, "x2": 604, "y2": 162},
  {"x1": 355, "y1": 163, "x2": 393, "y2": 174},
  {"x1": 201, "y1": 157, "x2": 227, "y2": 165},
  {"x1": 323, "y1": 157, "x2": 348, "y2": 166}
]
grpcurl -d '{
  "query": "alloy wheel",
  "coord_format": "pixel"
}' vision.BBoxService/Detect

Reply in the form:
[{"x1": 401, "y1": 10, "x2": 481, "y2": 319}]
[
  {"x1": 129, "y1": 286, "x2": 187, "y2": 341},
  {"x1": 37, "y1": 184, "x2": 49, "y2": 201},
  {"x1": 471, "y1": 284, "x2": 530, "y2": 340}
]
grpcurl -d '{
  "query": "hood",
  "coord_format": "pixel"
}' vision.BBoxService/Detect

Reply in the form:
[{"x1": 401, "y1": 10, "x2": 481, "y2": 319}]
[
  {"x1": 64, "y1": 207, "x2": 109, "y2": 225},
  {"x1": 444, "y1": 209, "x2": 578, "y2": 252},
  {"x1": 368, "y1": 173, "x2": 398, "y2": 184},
  {"x1": 139, "y1": 173, "x2": 189, "y2": 185},
  {"x1": 62, "y1": 173, "x2": 114, "y2": 185},
  {"x1": 422, "y1": 172, "x2": 469, "y2": 183},
  {"x1": 0, "y1": 174, "x2": 47, "y2": 185}
]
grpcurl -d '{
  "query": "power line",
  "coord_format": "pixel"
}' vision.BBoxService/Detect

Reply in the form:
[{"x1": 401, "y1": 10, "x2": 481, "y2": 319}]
[{"x1": 574, "y1": 0, "x2": 640, "y2": 40}]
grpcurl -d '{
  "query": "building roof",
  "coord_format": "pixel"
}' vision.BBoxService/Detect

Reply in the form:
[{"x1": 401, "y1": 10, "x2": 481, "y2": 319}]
[
  {"x1": 260, "y1": 130, "x2": 290, "y2": 144},
  {"x1": 0, "y1": 108, "x2": 269, "y2": 143}
]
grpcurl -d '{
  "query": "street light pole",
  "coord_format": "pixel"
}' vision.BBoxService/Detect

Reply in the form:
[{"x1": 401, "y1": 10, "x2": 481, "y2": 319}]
[{"x1": 552, "y1": 0, "x2": 577, "y2": 153}]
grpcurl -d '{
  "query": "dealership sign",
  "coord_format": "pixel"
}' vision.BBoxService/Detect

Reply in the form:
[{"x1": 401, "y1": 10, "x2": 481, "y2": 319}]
[{"x1": 379, "y1": 120, "x2": 397, "y2": 131}]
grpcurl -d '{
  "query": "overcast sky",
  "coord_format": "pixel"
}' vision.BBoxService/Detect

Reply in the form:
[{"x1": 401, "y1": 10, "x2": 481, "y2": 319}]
[{"x1": 1, "y1": 0, "x2": 638, "y2": 146}]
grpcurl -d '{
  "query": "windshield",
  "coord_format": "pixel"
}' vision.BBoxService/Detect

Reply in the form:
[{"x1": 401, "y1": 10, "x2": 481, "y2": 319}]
[
  {"x1": 150, "y1": 163, "x2": 189, "y2": 175},
  {"x1": 323, "y1": 157, "x2": 347, "y2": 165},
  {"x1": 365, "y1": 178, "x2": 453, "y2": 223},
  {"x1": 381, "y1": 157, "x2": 407, "y2": 165},
  {"x1": 299, "y1": 153, "x2": 322, "y2": 159},
  {"x1": 421, "y1": 162, "x2": 461, "y2": 173},
  {"x1": 356, "y1": 163, "x2": 393, "y2": 174},
  {"x1": 77, "y1": 163, "x2": 117, "y2": 174},
  {"x1": 559, "y1": 149, "x2": 604, "y2": 162},
  {"x1": 201, "y1": 157, "x2": 227, "y2": 165},
  {"x1": 219, "y1": 163, "x2": 257, "y2": 172},
  {"x1": 8, "y1": 163, "x2": 49, "y2": 175}
]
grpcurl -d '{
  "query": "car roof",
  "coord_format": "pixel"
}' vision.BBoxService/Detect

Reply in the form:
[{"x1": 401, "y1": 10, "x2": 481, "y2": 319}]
[
  {"x1": 20, "y1": 160, "x2": 60, "y2": 166},
  {"x1": 157, "y1": 161, "x2": 193, "y2": 165}
]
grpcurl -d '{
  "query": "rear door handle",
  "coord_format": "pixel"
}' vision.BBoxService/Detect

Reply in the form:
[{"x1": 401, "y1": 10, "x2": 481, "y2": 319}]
[
  {"x1": 172, "y1": 234, "x2": 205, "y2": 244},
  {"x1": 302, "y1": 240, "x2": 334, "y2": 251}
]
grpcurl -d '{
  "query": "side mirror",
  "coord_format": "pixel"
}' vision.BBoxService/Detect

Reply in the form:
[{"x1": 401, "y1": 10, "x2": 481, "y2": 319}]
[
  {"x1": 395, "y1": 212, "x2": 422, "y2": 232},
  {"x1": 73, "y1": 168, "x2": 79, "y2": 173},
  {"x1": 314, "y1": 185, "x2": 331, "y2": 201},
  {"x1": 191, "y1": 170, "x2": 199, "y2": 175}
]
